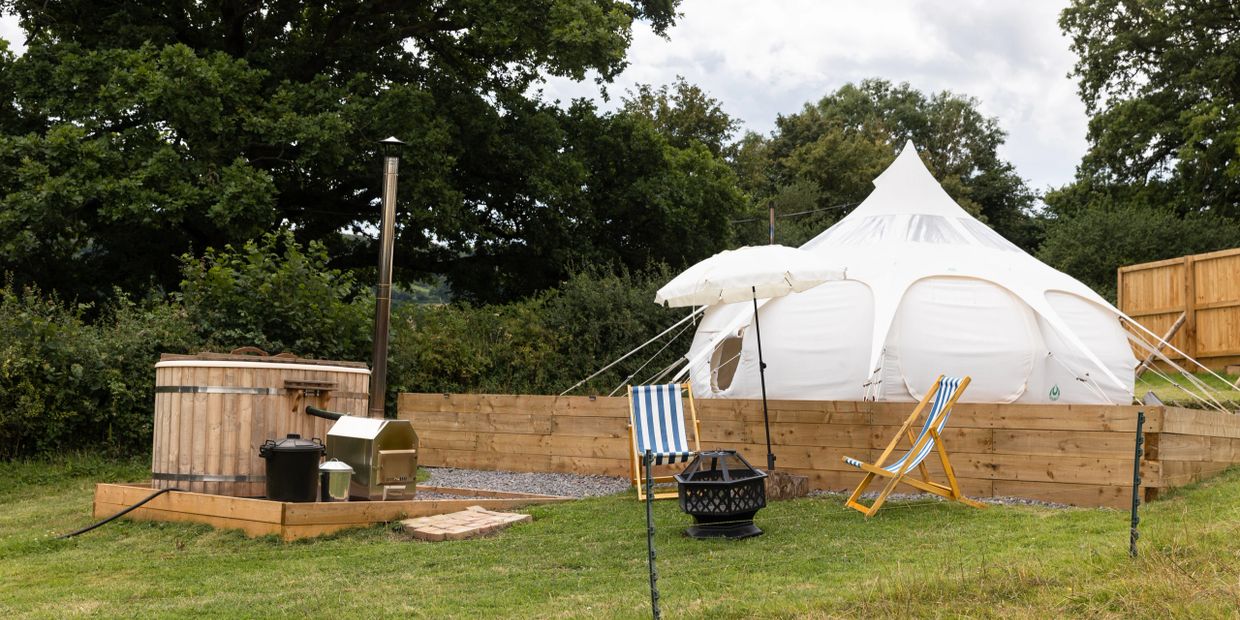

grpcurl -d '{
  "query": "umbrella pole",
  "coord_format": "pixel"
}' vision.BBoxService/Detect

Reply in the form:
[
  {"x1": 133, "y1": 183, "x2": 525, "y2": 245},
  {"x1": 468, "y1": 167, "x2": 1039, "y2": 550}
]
[{"x1": 752, "y1": 287, "x2": 776, "y2": 471}]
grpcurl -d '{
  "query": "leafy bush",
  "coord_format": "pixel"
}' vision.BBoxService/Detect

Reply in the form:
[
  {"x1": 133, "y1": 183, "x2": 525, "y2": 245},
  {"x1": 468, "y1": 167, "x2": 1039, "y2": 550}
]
[
  {"x1": 0, "y1": 285, "x2": 199, "y2": 459},
  {"x1": 177, "y1": 229, "x2": 373, "y2": 360},
  {"x1": 0, "y1": 248, "x2": 693, "y2": 456},
  {"x1": 540, "y1": 266, "x2": 687, "y2": 394},
  {"x1": 388, "y1": 296, "x2": 558, "y2": 398},
  {"x1": 386, "y1": 266, "x2": 688, "y2": 398},
  {"x1": 94, "y1": 296, "x2": 202, "y2": 454}
]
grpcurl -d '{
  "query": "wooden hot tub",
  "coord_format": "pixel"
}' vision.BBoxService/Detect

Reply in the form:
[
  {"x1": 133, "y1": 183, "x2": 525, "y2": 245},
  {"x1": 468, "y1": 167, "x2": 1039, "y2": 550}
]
[{"x1": 151, "y1": 350, "x2": 371, "y2": 496}]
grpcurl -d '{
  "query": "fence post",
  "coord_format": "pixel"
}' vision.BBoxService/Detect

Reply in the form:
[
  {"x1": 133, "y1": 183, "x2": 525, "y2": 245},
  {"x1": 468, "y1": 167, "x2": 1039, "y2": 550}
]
[
  {"x1": 644, "y1": 450, "x2": 661, "y2": 619},
  {"x1": 1129, "y1": 410, "x2": 1145, "y2": 558}
]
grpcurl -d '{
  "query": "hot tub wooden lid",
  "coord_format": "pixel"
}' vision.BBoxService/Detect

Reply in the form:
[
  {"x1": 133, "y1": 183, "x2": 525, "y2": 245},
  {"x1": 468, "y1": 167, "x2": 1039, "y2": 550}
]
[{"x1": 156, "y1": 351, "x2": 370, "y2": 374}]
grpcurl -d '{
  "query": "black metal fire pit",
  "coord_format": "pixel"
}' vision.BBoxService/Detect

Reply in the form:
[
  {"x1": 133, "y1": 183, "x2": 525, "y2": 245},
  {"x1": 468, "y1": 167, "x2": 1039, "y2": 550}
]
[{"x1": 674, "y1": 450, "x2": 768, "y2": 539}]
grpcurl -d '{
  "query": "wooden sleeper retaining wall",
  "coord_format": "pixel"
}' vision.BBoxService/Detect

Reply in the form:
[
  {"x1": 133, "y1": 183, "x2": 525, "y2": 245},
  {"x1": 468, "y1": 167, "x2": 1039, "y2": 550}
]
[{"x1": 398, "y1": 393, "x2": 1240, "y2": 509}]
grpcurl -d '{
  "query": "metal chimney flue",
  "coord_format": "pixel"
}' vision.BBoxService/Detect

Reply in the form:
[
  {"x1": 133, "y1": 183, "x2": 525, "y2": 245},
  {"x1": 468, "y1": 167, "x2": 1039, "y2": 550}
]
[{"x1": 369, "y1": 136, "x2": 404, "y2": 418}]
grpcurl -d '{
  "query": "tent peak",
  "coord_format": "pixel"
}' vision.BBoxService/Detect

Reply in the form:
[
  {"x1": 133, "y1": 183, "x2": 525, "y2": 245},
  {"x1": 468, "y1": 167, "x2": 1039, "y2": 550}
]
[{"x1": 872, "y1": 140, "x2": 937, "y2": 190}]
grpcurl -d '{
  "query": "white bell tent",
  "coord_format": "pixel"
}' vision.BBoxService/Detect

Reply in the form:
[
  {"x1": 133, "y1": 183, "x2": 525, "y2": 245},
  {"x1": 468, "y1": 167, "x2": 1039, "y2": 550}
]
[{"x1": 679, "y1": 142, "x2": 1139, "y2": 404}]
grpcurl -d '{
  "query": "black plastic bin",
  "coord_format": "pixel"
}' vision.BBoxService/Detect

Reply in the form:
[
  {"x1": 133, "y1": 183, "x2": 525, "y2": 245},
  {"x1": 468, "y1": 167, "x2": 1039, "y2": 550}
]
[{"x1": 258, "y1": 434, "x2": 324, "y2": 502}]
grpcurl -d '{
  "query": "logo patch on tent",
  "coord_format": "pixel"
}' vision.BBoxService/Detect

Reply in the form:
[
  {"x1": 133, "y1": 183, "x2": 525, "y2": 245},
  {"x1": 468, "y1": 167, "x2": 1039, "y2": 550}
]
[{"x1": 1049, "y1": 385, "x2": 1061, "y2": 401}]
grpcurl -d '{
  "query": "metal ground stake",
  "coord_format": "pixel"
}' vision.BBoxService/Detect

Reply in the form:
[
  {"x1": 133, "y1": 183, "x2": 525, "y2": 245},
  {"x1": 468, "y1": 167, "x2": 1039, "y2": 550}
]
[{"x1": 1130, "y1": 410, "x2": 1145, "y2": 558}]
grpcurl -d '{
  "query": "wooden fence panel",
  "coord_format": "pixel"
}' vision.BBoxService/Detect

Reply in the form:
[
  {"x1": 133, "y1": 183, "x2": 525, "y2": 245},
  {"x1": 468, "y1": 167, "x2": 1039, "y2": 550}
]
[{"x1": 1119, "y1": 247, "x2": 1240, "y2": 369}]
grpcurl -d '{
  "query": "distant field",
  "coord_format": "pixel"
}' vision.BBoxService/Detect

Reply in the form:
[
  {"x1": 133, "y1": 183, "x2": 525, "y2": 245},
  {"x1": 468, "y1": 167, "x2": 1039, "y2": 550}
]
[{"x1": 2, "y1": 455, "x2": 1239, "y2": 618}]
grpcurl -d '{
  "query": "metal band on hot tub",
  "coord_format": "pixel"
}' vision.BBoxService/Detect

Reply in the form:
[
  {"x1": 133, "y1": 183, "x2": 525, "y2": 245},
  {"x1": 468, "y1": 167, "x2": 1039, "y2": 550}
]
[
  {"x1": 152, "y1": 472, "x2": 266, "y2": 483},
  {"x1": 153, "y1": 386, "x2": 368, "y2": 399}
]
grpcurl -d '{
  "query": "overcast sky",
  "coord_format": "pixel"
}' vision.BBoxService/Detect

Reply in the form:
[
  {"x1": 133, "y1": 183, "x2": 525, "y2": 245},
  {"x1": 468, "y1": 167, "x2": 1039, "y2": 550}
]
[
  {"x1": 540, "y1": 0, "x2": 1088, "y2": 193},
  {"x1": 1, "y1": 1, "x2": 1086, "y2": 191}
]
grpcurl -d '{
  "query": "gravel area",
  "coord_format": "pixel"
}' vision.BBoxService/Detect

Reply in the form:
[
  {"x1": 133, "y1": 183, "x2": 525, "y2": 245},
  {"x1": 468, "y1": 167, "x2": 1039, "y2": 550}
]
[
  {"x1": 418, "y1": 468, "x2": 1076, "y2": 507},
  {"x1": 414, "y1": 490, "x2": 493, "y2": 500},
  {"x1": 423, "y1": 467, "x2": 631, "y2": 498},
  {"x1": 808, "y1": 489, "x2": 1074, "y2": 509}
]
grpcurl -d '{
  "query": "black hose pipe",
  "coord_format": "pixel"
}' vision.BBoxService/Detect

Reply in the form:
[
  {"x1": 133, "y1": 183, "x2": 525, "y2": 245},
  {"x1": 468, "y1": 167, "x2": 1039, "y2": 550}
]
[
  {"x1": 305, "y1": 405, "x2": 345, "y2": 421},
  {"x1": 57, "y1": 487, "x2": 181, "y2": 539}
]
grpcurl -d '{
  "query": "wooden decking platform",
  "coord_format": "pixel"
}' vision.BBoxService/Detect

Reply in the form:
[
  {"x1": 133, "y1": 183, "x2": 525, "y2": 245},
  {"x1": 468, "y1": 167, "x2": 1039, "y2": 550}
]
[{"x1": 93, "y1": 483, "x2": 572, "y2": 541}]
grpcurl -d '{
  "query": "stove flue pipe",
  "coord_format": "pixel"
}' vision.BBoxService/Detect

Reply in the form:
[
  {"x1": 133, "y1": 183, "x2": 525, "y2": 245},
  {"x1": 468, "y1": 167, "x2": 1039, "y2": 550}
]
[{"x1": 369, "y1": 136, "x2": 404, "y2": 418}]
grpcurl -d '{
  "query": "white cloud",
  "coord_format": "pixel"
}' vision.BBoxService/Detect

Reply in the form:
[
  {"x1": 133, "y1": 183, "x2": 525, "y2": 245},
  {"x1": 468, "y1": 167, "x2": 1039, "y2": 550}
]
[
  {"x1": 0, "y1": 13, "x2": 24, "y2": 55},
  {"x1": 542, "y1": 0, "x2": 1088, "y2": 192}
]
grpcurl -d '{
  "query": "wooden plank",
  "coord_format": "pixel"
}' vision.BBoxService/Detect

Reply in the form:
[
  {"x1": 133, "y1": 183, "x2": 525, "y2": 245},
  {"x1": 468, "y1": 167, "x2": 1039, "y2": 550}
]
[
  {"x1": 870, "y1": 403, "x2": 1151, "y2": 432},
  {"x1": 869, "y1": 426, "x2": 993, "y2": 454},
  {"x1": 93, "y1": 483, "x2": 569, "y2": 541},
  {"x1": 990, "y1": 481, "x2": 1133, "y2": 509},
  {"x1": 220, "y1": 368, "x2": 238, "y2": 496},
  {"x1": 402, "y1": 411, "x2": 553, "y2": 434},
  {"x1": 166, "y1": 366, "x2": 183, "y2": 489},
  {"x1": 151, "y1": 366, "x2": 168, "y2": 490},
  {"x1": 1156, "y1": 434, "x2": 1240, "y2": 462},
  {"x1": 551, "y1": 395, "x2": 630, "y2": 417},
  {"x1": 1185, "y1": 255, "x2": 1198, "y2": 359},
  {"x1": 942, "y1": 453, "x2": 1158, "y2": 486},
  {"x1": 549, "y1": 416, "x2": 627, "y2": 439},
  {"x1": 701, "y1": 442, "x2": 876, "y2": 473},
  {"x1": 93, "y1": 501, "x2": 282, "y2": 538},
  {"x1": 1159, "y1": 408, "x2": 1240, "y2": 439},
  {"x1": 990, "y1": 430, "x2": 1137, "y2": 459},
  {"x1": 1118, "y1": 254, "x2": 1191, "y2": 272},
  {"x1": 416, "y1": 430, "x2": 482, "y2": 452},
  {"x1": 1159, "y1": 461, "x2": 1237, "y2": 488},
  {"x1": 1195, "y1": 299, "x2": 1240, "y2": 311},
  {"x1": 204, "y1": 366, "x2": 223, "y2": 495},
  {"x1": 1196, "y1": 306, "x2": 1240, "y2": 356},
  {"x1": 158, "y1": 352, "x2": 368, "y2": 368},
  {"x1": 696, "y1": 400, "x2": 872, "y2": 424},
  {"x1": 696, "y1": 420, "x2": 874, "y2": 448},
  {"x1": 94, "y1": 484, "x2": 284, "y2": 522},
  {"x1": 788, "y1": 467, "x2": 995, "y2": 498},
  {"x1": 1125, "y1": 306, "x2": 1190, "y2": 319}
]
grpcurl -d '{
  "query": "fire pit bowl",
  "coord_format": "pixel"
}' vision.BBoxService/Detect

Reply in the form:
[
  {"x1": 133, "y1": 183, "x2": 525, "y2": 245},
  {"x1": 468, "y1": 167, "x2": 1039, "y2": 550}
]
[{"x1": 674, "y1": 450, "x2": 768, "y2": 539}]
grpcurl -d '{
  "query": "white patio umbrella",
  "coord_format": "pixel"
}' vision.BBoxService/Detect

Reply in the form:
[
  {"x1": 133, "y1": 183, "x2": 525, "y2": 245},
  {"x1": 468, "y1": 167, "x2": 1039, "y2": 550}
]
[{"x1": 655, "y1": 245, "x2": 846, "y2": 471}]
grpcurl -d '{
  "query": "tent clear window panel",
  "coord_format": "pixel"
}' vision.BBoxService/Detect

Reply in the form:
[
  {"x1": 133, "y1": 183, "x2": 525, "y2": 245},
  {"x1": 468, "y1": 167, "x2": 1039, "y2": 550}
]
[
  {"x1": 908, "y1": 215, "x2": 969, "y2": 244},
  {"x1": 958, "y1": 218, "x2": 1022, "y2": 253},
  {"x1": 828, "y1": 215, "x2": 894, "y2": 245}
]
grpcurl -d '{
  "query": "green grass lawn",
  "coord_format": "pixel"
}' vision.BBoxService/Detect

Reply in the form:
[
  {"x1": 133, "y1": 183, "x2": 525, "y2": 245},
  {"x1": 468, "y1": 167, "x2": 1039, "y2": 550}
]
[
  {"x1": 1136, "y1": 370, "x2": 1239, "y2": 409},
  {"x1": 2, "y1": 456, "x2": 1239, "y2": 618}
]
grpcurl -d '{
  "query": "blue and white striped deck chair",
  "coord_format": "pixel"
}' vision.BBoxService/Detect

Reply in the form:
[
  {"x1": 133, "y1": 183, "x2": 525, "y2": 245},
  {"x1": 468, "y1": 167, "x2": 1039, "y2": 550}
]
[
  {"x1": 627, "y1": 383, "x2": 701, "y2": 501},
  {"x1": 841, "y1": 375, "x2": 985, "y2": 516}
]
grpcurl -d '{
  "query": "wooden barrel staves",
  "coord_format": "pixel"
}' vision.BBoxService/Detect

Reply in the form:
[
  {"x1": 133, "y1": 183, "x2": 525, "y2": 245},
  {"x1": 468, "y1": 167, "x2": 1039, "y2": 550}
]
[{"x1": 151, "y1": 351, "x2": 371, "y2": 496}]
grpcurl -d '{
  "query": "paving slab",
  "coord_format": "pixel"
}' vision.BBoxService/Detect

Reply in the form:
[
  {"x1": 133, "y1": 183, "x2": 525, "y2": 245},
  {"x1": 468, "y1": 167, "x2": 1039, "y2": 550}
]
[{"x1": 401, "y1": 506, "x2": 532, "y2": 541}]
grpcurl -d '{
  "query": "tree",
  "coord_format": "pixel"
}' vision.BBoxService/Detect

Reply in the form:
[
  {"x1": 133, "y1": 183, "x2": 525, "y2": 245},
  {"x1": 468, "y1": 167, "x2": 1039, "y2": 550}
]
[
  {"x1": 621, "y1": 77, "x2": 740, "y2": 159},
  {"x1": 0, "y1": 0, "x2": 682, "y2": 302},
  {"x1": 1060, "y1": 0, "x2": 1240, "y2": 218},
  {"x1": 447, "y1": 100, "x2": 746, "y2": 301},
  {"x1": 1041, "y1": 1, "x2": 1240, "y2": 297},
  {"x1": 736, "y1": 80, "x2": 1040, "y2": 249}
]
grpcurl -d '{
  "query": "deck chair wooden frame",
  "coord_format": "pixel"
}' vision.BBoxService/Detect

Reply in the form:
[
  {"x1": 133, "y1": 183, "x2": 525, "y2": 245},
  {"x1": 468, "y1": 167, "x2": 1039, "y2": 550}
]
[
  {"x1": 841, "y1": 374, "x2": 985, "y2": 516},
  {"x1": 626, "y1": 382, "x2": 702, "y2": 501}
]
